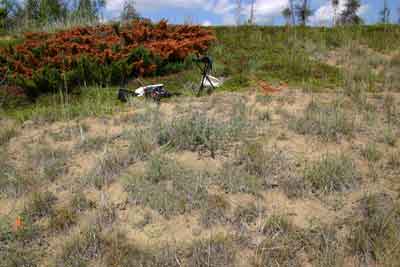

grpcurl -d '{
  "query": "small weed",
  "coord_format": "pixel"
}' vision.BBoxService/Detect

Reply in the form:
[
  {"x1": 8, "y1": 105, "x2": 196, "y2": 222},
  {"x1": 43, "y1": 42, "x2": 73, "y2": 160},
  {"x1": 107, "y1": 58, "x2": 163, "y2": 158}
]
[
  {"x1": 261, "y1": 214, "x2": 293, "y2": 236},
  {"x1": 233, "y1": 202, "x2": 262, "y2": 226},
  {"x1": 200, "y1": 194, "x2": 230, "y2": 227},
  {"x1": 75, "y1": 135, "x2": 108, "y2": 152},
  {"x1": 50, "y1": 123, "x2": 89, "y2": 142},
  {"x1": 49, "y1": 207, "x2": 77, "y2": 232},
  {"x1": 71, "y1": 191, "x2": 96, "y2": 212},
  {"x1": 255, "y1": 94, "x2": 273, "y2": 104},
  {"x1": 387, "y1": 150, "x2": 400, "y2": 171},
  {"x1": 378, "y1": 126, "x2": 397, "y2": 146},
  {"x1": 383, "y1": 94, "x2": 398, "y2": 125},
  {"x1": 304, "y1": 153, "x2": 358, "y2": 194},
  {"x1": 22, "y1": 191, "x2": 57, "y2": 221},
  {"x1": 280, "y1": 176, "x2": 307, "y2": 199},
  {"x1": 360, "y1": 143, "x2": 382, "y2": 162}
]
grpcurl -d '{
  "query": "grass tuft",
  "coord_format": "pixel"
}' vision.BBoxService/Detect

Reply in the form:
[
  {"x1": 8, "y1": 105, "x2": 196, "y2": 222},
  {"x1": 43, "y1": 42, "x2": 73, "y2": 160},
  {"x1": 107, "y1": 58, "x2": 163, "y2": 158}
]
[
  {"x1": 289, "y1": 100, "x2": 354, "y2": 141},
  {"x1": 86, "y1": 151, "x2": 130, "y2": 189},
  {"x1": 123, "y1": 155, "x2": 209, "y2": 217},
  {"x1": 254, "y1": 214, "x2": 304, "y2": 267},
  {"x1": 304, "y1": 153, "x2": 358, "y2": 194},
  {"x1": 349, "y1": 193, "x2": 400, "y2": 265}
]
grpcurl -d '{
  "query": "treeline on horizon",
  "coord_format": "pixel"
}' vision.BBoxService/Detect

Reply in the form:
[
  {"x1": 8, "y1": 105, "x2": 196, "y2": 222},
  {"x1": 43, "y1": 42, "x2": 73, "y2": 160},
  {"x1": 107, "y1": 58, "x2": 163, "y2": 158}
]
[
  {"x1": 1, "y1": 0, "x2": 400, "y2": 34},
  {"x1": 0, "y1": 0, "x2": 139, "y2": 32}
]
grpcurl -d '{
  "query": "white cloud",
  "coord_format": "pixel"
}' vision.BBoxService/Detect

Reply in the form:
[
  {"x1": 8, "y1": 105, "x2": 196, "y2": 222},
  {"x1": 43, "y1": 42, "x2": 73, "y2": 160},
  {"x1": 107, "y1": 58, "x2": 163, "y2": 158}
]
[
  {"x1": 202, "y1": 20, "x2": 212, "y2": 26},
  {"x1": 107, "y1": 0, "x2": 208, "y2": 13},
  {"x1": 106, "y1": 0, "x2": 289, "y2": 24},
  {"x1": 310, "y1": 0, "x2": 369, "y2": 26},
  {"x1": 105, "y1": 0, "x2": 369, "y2": 26}
]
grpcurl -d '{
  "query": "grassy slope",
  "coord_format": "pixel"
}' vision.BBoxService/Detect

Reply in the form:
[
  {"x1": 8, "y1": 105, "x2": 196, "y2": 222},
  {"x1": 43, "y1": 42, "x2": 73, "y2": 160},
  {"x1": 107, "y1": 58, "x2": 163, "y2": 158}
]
[{"x1": 1, "y1": 25, "x2": 400, "y2": 267}]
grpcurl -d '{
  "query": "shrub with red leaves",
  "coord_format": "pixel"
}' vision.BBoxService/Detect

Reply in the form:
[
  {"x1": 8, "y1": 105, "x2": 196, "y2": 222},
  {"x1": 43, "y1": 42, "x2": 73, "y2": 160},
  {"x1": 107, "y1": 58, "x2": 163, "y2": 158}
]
[{"x1": 0, "y1": 20, "x2": 215, "y2": 99}]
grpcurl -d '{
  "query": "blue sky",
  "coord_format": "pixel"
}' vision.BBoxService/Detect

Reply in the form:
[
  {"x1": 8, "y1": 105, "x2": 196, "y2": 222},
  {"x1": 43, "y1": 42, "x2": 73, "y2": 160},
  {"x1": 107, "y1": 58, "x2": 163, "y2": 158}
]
[{"x1": 104, "y1": 0, "x2": 399, "y2": 26}]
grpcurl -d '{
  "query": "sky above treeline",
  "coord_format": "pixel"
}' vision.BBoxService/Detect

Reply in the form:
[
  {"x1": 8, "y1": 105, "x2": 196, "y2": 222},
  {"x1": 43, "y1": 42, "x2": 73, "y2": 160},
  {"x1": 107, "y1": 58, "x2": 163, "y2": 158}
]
[{"x1": 104, "y1": 0, "x2": 399, "y2": 26}]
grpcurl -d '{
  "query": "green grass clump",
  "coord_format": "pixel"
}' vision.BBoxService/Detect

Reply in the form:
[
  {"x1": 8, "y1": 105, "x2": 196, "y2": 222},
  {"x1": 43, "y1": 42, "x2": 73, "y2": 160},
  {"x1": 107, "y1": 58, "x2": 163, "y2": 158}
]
[
  {"x1": 187, "y1": 234, "x2": 236, "y2": 267},
  {"x1": 304, "y1": 153, "x2": 358, "y2": 194},
  {"x1": 0, "y1": 152, "x2": 31, "y2": 198},
  {"x1": 289, "y1": 100, "x2": 354, "y2": 141},
  {"x1": 2, "y1": 86, "x2": 123, "y2": 123},
  {"x1": 349, "y1": 193, "x2": 400, "y2": 265},
  {"x1": 217, "y1": 162, "x2": 263, "y2": 195},
  {"x1": 29, "y1": 145, "x2": 69, "y2": 182},
  {"x1": 217, "y1": 142, "x2": 292, "y2": 195},
  {"x1": 0, "y1": 243, "x2": 40, "y2": 267},
  {"x1": 254, "y1": 214, "x2": 304, "y2": 267},
  {"x1": 200, "y1": 194, "x2": 230, "y2": 227},
  {"x1": 156, "y1": 101, "x2": 253, "y2": 158},
  {"x1": 22, "y1": 191, "x2": 57, "y2": 221},
  {"x1": 75, "y1": 135, "x2": 109, "y2": 152},
  {"x1": 71, "y1": 191, "x2": 96, "y2": 213},
  {"x1": 49, "y1": 207, "x2": 77, "y2": 232},
  {"x1": 387, "y1": 150, "x2": 400, "y2": 171},
  {"x1": 123, "y1": 154, "x2": 209, "y2": 217},
  {"x1": 127, "y1": 128, "x2": 156, "y2": 161},
  {"x1": 0, "y1": 124, "x2": 17, "y2": 146},
  {"x1": 86, "y1": 151, "x2": 131, "y2": 189},
  {"x1": 360, "y1": 143, "x2": 382, "y2": 162},
  {"x1": 50, "y1": 123, "x2": 89, "y2": 142},
  {"x1": 56, "y1": 224, "x2": 103, "y2": 267},
  {"x1": 305, "y1": 224, "x2": 344, "y2": 267},
  {"x1": 157, "y1": 112, "x2": 229, "y2": 158},
  {"x1": 57, "y1": 225, "x2": 178, "y2": 267},
  {"x1": 233, "y1": 203, "x2": 261, "y2": 226},
  {"x1": 378, "y1": 127, "x2": 397, "y2": 147}
]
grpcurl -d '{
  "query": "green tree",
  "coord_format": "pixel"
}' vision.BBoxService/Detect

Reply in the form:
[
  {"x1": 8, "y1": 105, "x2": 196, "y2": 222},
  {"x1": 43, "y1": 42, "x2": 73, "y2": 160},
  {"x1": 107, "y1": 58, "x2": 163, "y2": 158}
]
[
  {"x1": 0, "y1": 6, "x2": 6, "y2": 30},
  {"x1": 0, "y1": 0, "x2": 21, "y2": 30},
  {"x1": 282, "y1": 6, "x2": 293, "y2": 25},
  {"x1": 379, "y1": 0, "x2": 390, "y2": 24},
  {"x1": 75, "y1": 0, "x2": 105, "y2": 20},
  {"x1": 332, "y1": 0, "x2": 339, "y2": 25},
  {"x1": 295, "y1": 0, "x2": 313, "y2": 26},
  {"x1": 340, "y1": 0, "x2": 363, "y2": 25},
  {"x1": 39, "y1": 0, "x2": 68, "y2": 22},
  {"x1": 120, "y1": 0, "x2": 139, "y2": 22}
]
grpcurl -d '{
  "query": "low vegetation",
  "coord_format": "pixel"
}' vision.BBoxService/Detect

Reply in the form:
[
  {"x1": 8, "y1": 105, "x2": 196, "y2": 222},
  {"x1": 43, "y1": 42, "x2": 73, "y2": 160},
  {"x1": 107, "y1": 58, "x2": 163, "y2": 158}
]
[{"x1": 0, "y1": 24, "x2": 400, "y2": 267}]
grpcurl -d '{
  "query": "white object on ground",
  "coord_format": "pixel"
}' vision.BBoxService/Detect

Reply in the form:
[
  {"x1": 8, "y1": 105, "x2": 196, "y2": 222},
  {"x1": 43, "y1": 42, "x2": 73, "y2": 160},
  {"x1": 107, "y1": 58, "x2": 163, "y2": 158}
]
[
  {"x1": 204, "y1": 75, "x2": 223, "y2": 88},
  {"x1": 135, "y1": 84, "x2": 164, "y2": 97}
]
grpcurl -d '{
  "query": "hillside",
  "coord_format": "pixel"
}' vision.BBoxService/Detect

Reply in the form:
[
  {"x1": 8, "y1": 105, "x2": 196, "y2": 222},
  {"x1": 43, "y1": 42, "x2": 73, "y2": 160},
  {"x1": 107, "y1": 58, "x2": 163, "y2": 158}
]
[{"x1": 1, "y1": 25, "x2": 400, "y2": 267}]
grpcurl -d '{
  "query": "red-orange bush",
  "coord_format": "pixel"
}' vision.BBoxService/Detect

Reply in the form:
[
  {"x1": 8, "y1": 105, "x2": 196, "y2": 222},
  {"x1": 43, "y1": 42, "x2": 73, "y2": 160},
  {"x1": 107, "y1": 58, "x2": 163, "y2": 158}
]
[{"x1": 0, "y1": 20, "x2": 215, "y2": 98}]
